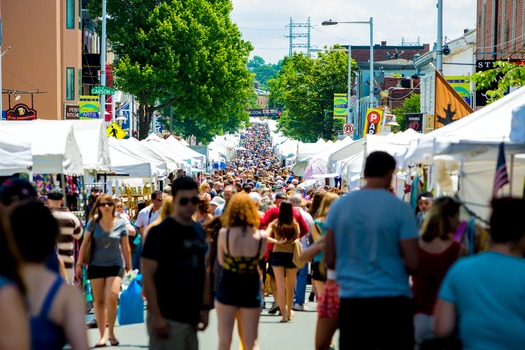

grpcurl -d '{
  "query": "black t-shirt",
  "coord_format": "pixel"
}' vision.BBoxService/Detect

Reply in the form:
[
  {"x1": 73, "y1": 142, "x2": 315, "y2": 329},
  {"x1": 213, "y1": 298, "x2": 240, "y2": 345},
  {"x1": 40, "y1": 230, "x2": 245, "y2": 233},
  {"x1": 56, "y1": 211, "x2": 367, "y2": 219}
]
[{"x1": 142, "y1": 217, "x2": 206, "y2": 324}]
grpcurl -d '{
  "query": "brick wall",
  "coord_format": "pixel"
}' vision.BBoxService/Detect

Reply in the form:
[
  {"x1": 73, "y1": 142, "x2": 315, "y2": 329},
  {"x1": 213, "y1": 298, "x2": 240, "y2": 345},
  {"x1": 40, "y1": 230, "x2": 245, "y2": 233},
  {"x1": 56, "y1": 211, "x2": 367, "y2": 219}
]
[
  {"x1": 477, "y1": 0, "x2": 525, "y2": 60},
  {"x1": 349, "y1": 42, "x2": 430, "y2": 63}
]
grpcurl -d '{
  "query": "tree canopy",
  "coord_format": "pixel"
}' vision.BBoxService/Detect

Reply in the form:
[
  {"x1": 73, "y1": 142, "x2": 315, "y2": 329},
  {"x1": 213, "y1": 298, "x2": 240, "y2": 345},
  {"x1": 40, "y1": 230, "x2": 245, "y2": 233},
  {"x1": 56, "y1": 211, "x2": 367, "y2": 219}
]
[
  {"x1": 267, "y1": 48, "x2": 356, "y2": 142},
  {"x1": 89, "y1": 0, "x2": 253, "y2": 140},
  {"x1": 472, "y1": 60, "x2": 525, "y2": 104}
]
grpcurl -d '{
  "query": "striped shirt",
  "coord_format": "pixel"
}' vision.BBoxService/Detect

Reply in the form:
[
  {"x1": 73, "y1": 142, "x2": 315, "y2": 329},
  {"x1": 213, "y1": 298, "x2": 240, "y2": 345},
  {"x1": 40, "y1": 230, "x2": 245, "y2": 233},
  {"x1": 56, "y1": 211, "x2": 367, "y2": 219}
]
[{"x1": 50, "y1": 207, "x2": 82, "y2": 268}]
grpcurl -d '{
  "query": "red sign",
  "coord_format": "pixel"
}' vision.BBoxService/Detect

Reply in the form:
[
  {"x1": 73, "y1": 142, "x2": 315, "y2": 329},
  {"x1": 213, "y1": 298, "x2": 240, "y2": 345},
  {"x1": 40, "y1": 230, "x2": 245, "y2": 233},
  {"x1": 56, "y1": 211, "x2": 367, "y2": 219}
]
[
  {"x1": 343, "y1": 123, "x2": 354, "y2": 134},
  {"x1": 6, "y1": 103, "x2": 37, "y2": 120}
]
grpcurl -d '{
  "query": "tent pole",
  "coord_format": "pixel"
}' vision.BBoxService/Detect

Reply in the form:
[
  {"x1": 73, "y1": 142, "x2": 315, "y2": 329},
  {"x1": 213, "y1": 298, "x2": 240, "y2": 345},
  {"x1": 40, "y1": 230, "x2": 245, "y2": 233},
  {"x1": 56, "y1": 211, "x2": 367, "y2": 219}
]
[
  {"x1": 61, "y1": 173, "x2": 67, "y2": 208},
  {"x1": 510, "y1": 154, "x2": 514, "y2": 196}
]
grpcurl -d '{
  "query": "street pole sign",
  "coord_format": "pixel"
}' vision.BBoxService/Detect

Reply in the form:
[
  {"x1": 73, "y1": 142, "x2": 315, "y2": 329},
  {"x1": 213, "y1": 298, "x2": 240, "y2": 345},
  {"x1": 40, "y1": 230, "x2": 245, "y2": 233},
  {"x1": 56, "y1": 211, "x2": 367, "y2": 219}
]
[{"x1": 91, "y1": 85, "x2": 115, "y2": 95}]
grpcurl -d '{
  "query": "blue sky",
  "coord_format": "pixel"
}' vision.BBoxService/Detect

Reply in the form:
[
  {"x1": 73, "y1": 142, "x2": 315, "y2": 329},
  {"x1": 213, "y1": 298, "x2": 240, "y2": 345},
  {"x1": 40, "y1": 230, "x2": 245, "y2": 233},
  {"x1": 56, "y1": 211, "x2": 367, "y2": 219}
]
[{"x1": 231, "y1": 0, "x2": 477, "y2": 64}]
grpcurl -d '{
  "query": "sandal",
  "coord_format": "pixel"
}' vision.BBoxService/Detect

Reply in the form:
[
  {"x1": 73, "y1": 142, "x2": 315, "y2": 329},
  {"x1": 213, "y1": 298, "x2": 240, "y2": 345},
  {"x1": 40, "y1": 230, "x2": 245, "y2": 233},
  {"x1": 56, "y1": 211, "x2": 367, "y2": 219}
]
[
  {"x1": 94, "y1": 340, "x2": 107, "y2": 348},
  {"x1": 108, "y1": 338, "x2": 120, "y2": 346},
  {"x1": 279, "y1": 318, "x2": 289, "y2": 323}
]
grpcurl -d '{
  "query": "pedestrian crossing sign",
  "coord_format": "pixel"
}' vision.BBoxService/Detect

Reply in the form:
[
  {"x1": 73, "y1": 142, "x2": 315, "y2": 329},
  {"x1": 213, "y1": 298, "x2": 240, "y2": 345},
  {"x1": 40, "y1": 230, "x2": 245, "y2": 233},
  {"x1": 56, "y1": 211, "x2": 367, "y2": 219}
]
[{"x1": 107, "y1": 122, "x2": 127, "y2": 139}]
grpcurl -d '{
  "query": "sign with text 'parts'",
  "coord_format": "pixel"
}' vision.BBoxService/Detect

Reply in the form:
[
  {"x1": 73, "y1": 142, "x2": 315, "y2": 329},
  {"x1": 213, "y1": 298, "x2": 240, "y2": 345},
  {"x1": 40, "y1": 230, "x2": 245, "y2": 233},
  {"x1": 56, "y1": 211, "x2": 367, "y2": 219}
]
[{"x1": 91, "y1": 85, "x2": 116, "y2": 95}]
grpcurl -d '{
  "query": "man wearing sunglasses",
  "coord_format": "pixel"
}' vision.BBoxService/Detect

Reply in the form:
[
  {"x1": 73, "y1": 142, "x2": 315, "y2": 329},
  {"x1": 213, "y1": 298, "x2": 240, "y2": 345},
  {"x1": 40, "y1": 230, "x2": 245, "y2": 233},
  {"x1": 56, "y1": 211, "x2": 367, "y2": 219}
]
[
  {"x1": 142, "y1": 176, "x2": 210, "y2": 350},
  {"x1": 135, "y1": 190, "x2": 163, "y2": 236}
]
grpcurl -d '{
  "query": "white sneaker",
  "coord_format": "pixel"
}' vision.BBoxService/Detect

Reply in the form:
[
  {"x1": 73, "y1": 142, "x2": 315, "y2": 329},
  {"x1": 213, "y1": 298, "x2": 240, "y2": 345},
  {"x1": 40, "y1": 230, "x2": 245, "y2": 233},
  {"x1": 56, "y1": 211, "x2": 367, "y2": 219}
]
[{"x1": 292, "y1": 303, "x2": 308, "y2": 311}]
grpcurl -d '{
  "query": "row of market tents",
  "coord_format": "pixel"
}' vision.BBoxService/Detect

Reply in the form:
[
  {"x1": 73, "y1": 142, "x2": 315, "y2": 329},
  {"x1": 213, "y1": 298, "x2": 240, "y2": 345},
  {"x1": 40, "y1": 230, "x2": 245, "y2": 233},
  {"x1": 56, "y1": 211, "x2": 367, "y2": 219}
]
[
  {"x1": 0, "y1": 119, "x2": 213, "y2": 184},
  {"x1": 268, "y1": 86, "x2": 525, "y2": 222}
]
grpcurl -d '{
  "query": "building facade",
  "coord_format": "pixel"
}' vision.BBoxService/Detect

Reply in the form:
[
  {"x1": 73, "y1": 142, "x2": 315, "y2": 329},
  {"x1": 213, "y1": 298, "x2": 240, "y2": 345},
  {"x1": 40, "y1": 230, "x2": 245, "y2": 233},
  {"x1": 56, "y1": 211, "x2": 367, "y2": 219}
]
[{"x1": 2, "y1": 0, "x2": 83, "y2": 120}]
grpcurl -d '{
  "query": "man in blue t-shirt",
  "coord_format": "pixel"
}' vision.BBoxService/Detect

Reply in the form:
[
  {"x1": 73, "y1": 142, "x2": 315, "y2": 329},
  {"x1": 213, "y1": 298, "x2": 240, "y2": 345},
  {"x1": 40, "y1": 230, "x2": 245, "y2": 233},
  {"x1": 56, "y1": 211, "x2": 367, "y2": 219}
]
[{"x1": 324, "y1": 151, "x2": 419, "y2": 350}]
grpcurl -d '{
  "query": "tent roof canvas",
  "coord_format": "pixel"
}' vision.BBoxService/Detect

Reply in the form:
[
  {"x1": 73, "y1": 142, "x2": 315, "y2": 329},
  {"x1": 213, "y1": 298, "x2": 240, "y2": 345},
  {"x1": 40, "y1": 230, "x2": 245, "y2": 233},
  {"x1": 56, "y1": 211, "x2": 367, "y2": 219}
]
[{"x1": 0, "y1": 120, "x2": 84, "y2": 175}]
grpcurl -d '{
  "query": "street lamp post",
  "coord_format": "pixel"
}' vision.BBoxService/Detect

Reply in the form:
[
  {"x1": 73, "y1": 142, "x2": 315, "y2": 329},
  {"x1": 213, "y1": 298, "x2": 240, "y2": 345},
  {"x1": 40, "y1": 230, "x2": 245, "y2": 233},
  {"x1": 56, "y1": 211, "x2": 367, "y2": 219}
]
[{"x1": 322, "y1": 18, "x2": 374, "y2": 138}]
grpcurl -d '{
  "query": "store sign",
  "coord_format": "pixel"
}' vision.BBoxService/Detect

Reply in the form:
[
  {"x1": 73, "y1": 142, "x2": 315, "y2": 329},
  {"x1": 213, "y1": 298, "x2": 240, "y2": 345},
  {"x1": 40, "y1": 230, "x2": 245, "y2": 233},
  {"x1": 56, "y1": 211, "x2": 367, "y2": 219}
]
[
  {"x1": 363, "y1": 108, "x2": 383, "y2": 135},
  {"x1": 6, "y1": 103, "x2": 37, "y2": 120},
  {"x1": 405, "y1": 113, "x2": 423, "y2": 133},
  {"x1": 246, "y1": 109, "x2": 282, "y2": 117},
  {"x1": 64, "y1": 104, "x2": 79, "y2": 120},
  {"x1": 79, "y1": 95, "x2": 99, "y2": 119}
]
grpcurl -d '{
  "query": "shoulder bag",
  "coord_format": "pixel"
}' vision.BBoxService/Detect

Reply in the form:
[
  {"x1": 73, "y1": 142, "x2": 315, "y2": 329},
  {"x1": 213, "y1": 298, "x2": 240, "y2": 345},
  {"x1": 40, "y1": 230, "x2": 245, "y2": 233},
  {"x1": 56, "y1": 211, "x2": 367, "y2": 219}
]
[{"x1": 292, "y1": 239, "x2": 306, "y2": 268}]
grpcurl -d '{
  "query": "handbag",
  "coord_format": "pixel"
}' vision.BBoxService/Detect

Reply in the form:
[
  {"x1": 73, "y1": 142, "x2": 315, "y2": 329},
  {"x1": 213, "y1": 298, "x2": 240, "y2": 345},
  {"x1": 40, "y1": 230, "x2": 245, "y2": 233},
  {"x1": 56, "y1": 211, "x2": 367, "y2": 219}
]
[
  {"x1": 82, "y1": 231, "x2": 94, "y2": 264},
  {"x1": 292, "y1": 239, "x2": 306, "y2": 268}
]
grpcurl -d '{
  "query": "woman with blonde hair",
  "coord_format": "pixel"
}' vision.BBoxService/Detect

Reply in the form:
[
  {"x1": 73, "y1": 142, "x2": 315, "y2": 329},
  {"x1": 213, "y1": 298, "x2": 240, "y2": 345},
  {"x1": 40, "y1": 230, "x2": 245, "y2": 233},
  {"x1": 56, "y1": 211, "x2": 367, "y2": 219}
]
[
  {"x1": 266, "y1": 200, "x2": 300, "y2": 323},
  {"x1": 216, "y1": 193, "x2": 267, "y2": 350},
  {"x1": 76, "y1": 194, "x2": 131, "y2": 347},
  {"x1": 311, "y1": 192, "x2": 339, "y2": 297},
  {"x1": 412, "y1": 196, "x2": 463, "y2": 348},
  {"x1": 199, "y1": 182, "x2": 212, "y2": 202},
  {"x1": 309, "y1": 192, "x2": 339, "y2": 350}
]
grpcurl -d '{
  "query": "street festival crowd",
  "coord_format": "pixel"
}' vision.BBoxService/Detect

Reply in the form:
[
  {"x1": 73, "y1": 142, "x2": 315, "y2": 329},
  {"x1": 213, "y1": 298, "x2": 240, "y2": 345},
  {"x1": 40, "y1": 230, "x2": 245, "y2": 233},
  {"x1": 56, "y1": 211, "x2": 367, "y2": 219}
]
[{"x1": 1, "y1": 121, "x2": 525, "y2": 350}]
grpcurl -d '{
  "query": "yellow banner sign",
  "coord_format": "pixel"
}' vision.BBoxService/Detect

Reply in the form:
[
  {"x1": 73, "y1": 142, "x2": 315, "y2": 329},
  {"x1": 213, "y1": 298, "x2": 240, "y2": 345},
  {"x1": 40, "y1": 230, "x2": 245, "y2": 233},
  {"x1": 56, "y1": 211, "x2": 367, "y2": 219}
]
[
  {"x1": 334, "y1": 93, "x2": 347, "y2": 116},
  {"x1": 363, "y1": 108, "x2": 384, "y2": 135}
]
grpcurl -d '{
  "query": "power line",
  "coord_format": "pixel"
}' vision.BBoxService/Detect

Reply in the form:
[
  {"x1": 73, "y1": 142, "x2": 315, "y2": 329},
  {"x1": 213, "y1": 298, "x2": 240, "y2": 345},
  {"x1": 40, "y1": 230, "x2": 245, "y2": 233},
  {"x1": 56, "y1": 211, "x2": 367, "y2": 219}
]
[{"x1": 285, "y1": 17, "x2": 312, "y2": 56}]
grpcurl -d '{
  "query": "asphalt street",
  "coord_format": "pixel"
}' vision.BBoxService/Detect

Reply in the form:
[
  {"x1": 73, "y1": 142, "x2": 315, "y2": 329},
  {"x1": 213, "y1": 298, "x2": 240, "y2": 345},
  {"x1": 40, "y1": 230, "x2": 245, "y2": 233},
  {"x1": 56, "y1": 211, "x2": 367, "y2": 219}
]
[{"x1": 82, "y1": 286, "x2": 337, "y2": 349}]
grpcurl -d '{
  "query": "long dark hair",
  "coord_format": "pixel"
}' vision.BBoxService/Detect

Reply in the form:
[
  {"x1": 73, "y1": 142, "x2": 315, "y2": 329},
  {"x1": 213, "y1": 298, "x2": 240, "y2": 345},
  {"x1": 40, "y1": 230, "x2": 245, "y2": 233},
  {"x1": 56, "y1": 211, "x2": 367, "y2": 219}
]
[
  {"x1": 275, "y1": 201, "x2": 298, "y2": 240},
  {"x1": 0, "y1": 211, "x2": 25, "y2": 294}
]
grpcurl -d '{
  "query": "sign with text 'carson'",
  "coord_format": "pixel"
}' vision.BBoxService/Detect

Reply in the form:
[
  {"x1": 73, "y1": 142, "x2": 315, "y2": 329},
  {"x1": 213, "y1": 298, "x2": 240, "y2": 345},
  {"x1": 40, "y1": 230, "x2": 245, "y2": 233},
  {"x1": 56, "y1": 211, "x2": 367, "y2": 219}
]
[{"x1": 91, "y1": 85, "x2": 115, "y2": 95}]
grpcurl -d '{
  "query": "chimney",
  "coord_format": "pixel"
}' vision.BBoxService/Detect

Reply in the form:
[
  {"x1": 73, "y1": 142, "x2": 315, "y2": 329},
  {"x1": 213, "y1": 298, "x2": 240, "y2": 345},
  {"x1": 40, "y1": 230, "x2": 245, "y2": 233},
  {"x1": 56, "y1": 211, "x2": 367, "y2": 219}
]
[{"x1": 381, "y1": 41, "x2": 387, "y2": 46}]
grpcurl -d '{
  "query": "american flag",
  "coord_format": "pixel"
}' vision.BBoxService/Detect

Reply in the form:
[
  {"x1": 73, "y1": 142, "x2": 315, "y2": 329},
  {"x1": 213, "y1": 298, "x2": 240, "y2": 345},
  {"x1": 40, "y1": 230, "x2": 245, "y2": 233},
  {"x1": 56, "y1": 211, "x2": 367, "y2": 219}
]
[{"x1": 493, "y1": 142, "x2": 509, "y2": 197}]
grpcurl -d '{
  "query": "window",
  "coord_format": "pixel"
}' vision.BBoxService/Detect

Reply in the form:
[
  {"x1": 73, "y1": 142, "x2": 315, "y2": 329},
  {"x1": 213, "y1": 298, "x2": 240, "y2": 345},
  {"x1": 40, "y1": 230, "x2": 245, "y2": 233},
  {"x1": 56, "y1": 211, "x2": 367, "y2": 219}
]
[
  {"x1": 66, "y1": 67, "x2": 75, "y2": 100},
  {"x1": 66, "y1": 0, "x2": 75, "y2": 29}
]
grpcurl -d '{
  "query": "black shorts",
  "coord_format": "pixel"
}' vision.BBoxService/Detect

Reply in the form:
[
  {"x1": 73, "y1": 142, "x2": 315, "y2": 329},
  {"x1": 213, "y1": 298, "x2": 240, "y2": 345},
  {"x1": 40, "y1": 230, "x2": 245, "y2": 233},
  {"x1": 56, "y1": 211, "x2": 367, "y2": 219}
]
[
  {"x1": 270, "y1": 252, "x2": 296, "y2": 269},
  {"x1": 87, "y1": 265, "x2": 124, "y2": 280},
  {"x1": 312, "y1": 261, "x2": 326, "y2": 282}
]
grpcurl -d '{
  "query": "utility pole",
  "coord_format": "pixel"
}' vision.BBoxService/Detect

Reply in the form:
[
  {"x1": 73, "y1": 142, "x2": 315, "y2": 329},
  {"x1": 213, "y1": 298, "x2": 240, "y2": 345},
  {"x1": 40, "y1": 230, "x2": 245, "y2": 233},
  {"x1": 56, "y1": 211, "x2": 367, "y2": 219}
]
[
  {"x1": 99, "y1": 0, "x2": 107, "y2": 119},
  {"x1": 285, "y1": 17, "x2": 311, "y2": 56},
  {"x1": 436, "y1": 0, "x2": 443, "y2": 73}
]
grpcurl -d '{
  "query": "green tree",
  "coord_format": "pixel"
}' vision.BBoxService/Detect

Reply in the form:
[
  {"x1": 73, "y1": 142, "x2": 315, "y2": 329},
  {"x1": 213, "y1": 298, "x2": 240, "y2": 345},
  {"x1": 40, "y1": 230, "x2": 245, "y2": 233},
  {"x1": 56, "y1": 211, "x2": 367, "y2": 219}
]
[
  {"x1": 252, "y1": 64, "x2": 279, "y2": 89},
  {"x1": 268, "y1": 48, "x2": 356, "y2": 142},
  {"x1": 89, "y1": 0, "x2": 253, "y2": 140},
  {"x1": 248, "y1": 56, "x2": 265, "y2": 68},
  {"x1": 392, "y1": 93, "x2": 421, "y2": 131},
  {"x1": 472, "y1": 60, "x2": 525, "y2": 104}
]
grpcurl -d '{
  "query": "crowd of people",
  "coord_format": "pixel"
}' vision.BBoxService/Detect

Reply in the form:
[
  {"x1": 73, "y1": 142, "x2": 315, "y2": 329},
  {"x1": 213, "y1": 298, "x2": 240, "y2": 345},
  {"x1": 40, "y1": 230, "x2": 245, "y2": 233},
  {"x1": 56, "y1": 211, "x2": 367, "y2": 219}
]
[{"x1": 1, "y1": 121, "x2": 525, "y2": 350}]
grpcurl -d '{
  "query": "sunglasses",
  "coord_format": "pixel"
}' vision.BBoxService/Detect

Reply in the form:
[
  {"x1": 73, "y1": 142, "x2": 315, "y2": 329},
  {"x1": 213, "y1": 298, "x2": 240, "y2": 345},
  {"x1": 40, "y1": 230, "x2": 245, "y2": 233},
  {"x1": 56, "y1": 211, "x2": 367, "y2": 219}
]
[
  {"x1": 99, "y1": 202, "x2": 114, "y2": 207},
  {"x1": 155, "y1": 198, "x2": 163, "y2": 202},
  {"x1": 179, "y1": 196, "x2": 199, "y2": 206}
]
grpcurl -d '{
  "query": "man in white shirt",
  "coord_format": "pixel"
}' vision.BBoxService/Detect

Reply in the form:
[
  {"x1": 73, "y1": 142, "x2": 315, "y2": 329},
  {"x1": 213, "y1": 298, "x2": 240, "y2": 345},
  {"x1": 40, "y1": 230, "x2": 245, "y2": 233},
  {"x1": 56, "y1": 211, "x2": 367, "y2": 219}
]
[{"x1": 135, "y1": 190, "x2": 163, "y2": 235}]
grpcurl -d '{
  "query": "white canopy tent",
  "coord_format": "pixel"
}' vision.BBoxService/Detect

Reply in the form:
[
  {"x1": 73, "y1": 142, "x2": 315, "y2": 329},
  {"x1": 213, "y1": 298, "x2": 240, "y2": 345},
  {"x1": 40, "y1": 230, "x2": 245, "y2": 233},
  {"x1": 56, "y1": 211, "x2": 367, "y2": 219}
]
[
  {"x1": 403, "y1": 86, "x2": 525, "y2": 221},
  {"x1": 0, "y1": 132, "x2": 32, "y2": 176},
  {"x1": 165, "y1": 135, "x2": 206, "y2": 168},
  {"x1": 141, "y1": 134, "x2": 190, "y2": 174},
  {"x1": 0, "y1": 120, "x2": 84, "y2": 175},
  {"x1": 107, "y1": 137, "x2": 155, "y2": 178},
  {"x1": 112, "y1": 138, "x2": 169, "y2": 177},
  {"x1": 65, "y1": 119, "x2": 111, "y2": 172}
]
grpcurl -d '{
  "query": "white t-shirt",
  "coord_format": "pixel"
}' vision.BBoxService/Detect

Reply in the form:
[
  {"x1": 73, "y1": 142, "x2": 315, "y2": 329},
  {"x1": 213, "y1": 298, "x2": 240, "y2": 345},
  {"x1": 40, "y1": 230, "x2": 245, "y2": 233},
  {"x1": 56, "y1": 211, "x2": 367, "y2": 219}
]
[{"x1": 135, "y1": 206, "x2": 160, "y2": 228}]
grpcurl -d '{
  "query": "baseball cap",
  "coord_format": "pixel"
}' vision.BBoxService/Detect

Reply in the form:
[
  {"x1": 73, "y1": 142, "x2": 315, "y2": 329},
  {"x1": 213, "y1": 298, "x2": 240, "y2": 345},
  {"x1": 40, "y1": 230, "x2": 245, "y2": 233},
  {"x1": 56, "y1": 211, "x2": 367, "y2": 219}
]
[
  {"x1": 47, "y1": 188, "x2": 64, "y2": 200},
  {"x1": 0, "y1": 178, "x2": 38, "y2": 205},
  {"x1": 248, "y1": 192, "x2": 262, "y2": 204},
  {"x1": 210, "y1": 196, "x2": 226, "y2": 207},
  {"x1": 275, "y1": 192, "x2": 288, "y2": 200}
]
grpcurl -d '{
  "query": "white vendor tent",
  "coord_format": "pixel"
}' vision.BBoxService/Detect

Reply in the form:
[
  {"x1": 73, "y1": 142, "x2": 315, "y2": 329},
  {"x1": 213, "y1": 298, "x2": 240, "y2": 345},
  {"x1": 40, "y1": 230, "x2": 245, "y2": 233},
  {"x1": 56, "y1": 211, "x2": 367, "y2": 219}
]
[
  {"x1": 0, "y1": 132, "x2": 32, "y2": 176},
  {"x1": 110, "y1": 138, "x2": 168, "y2": 177},
  {"x1": 107, "y1": 137, "x2": 155, "y2": 178},
  {"x1": 141, "y1": 134, "x2": 186, "y2": 173},
  {"x1": 165, "y1": 135, "x2": 206, "y2": 168},
  {"x1": 66, "y1": 119, "x2": 111, "y2": 172},
  {"x1": 0, "y1": 120, "x2": 84, "y2": 175},
  {"x1": 403, "y1": 86, "x2": 525, "y2": 221}
]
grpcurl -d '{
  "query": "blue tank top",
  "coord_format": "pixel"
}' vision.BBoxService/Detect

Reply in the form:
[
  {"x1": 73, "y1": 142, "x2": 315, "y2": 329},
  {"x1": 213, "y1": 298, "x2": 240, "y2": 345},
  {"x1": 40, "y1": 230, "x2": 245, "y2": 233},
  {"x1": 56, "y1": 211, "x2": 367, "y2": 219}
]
[{"x1": 30, "y1": 277, "x2": 67, "y2": 350}]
